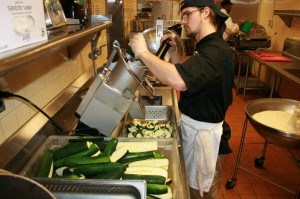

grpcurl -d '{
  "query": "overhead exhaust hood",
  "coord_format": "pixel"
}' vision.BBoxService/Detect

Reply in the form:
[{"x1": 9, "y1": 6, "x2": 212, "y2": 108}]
[{"x1": 274, "y1": 10, "x2": 300, "y2": 27}]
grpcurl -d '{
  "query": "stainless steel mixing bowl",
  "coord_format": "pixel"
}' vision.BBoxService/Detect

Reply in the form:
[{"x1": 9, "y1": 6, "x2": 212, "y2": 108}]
[
  {"x1": 246, "y1": 98, "x2": 300, "y2": 148},
  {"x1": 0, "y1": 171, "x2": 55, "y2": 199},
  {"x1": 142, "y1": 27, "x2": 186, "y2": 55}
]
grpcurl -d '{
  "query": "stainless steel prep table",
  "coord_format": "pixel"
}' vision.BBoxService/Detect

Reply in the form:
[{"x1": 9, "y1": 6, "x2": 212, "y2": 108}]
[
  {"x1": 231, "y1": 47, "x2": 268, "y2": 97},
  {"x1": 245, "y1": 51, "x2": 300, "y2": 99},
  {"x1": 0, "y1": 84, "x2": 190, "y2": 198}
]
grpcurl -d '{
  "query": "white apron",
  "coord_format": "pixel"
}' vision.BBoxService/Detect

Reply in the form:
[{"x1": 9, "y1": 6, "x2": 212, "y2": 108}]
[{"x1": 181, "y1": 114, "x2": 223, "y2": 197}]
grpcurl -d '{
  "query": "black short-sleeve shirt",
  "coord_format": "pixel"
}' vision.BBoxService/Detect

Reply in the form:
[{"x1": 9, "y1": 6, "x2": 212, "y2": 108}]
[{"x1": 175, "y1": 32, "x2": 234, "y2": 123}]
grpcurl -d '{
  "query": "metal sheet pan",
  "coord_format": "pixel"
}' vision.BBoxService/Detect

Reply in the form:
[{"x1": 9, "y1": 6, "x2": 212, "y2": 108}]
[
  {"x1": 20, "y1": 136, "x2": 188, "y2": 198},
  {"x1": 120, "y1": 105, "x2": 178, "y2": 139}
]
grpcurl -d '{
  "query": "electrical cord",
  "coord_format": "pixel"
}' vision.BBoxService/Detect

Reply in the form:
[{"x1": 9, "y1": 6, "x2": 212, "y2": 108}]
[{"x1": 0, "y1": 91, "x2": 65, "y2": 134}]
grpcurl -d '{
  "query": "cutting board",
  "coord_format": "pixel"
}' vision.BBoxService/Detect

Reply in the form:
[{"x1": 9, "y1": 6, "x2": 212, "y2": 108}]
[{"x1": 249, "y1": 52, "x2": 294, "y2": 62}]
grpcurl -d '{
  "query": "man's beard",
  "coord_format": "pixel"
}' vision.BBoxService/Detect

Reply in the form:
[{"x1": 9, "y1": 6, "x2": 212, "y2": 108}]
[{"x1": 186, "y1": 31, "x2": 196, "y2": 38}]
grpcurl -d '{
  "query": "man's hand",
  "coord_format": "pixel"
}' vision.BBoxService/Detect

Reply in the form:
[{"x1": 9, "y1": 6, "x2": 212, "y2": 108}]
[
  {"x1": 128, "y1": 33, "x2": 148, "y2": 59},
  {"x1": 161, "y1": 34, "x2": 177, "y2": 55}
]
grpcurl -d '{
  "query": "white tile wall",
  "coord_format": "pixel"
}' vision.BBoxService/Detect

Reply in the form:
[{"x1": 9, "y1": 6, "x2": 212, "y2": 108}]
[{"x1": 0, "y1": 38, "x2": 108, "y2": 145}]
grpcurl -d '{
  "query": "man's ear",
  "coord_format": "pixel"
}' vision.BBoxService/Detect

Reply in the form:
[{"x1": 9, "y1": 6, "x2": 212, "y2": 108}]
[{"x1": 203, "y1": 7, "x2": 211, "y2": 19}]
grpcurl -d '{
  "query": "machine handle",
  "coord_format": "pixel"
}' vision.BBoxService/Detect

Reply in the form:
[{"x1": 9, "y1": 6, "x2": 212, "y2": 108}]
[{"x1": 141, "y1": 77, "x2": 156, "y2": 98}]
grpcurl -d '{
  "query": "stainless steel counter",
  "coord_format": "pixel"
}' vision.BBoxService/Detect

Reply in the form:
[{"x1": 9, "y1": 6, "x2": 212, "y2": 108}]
[
  {"x1": 246, "y1": 51, "x2": 300, "y2": 98},
  {"x1": 0, "y1": 79, "x2": 190, "y2": 198}
]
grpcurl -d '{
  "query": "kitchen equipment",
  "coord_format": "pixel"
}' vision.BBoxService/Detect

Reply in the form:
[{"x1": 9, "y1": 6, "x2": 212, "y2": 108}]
[
  {"x1": 0, "y1": 170, "x2": 55, "y2": 199},
  {"x1": 60, "y1": 0, "x2": 91, "y2": 24},
  {"x1": 76, "y1": 40, "x2": 155, "y2": 136},
  {"x1": 246, "y1": 98, "x2": 300, "y2": 148},
  {"x1": 130, "y1": 17, "x2": 153, "y2": 32},
  {"x1": 142, "y1": 27, "x2": 185, "y2": 55},
  {"x1": 35, "y1": 178, "x2": 146, "y2": 199},
  {"x1": 44, "y1": 0, "x2": 67, "y2": 30},
  {"x1": 142, "y1": 27, "x2": 186, "y2": 84},
  {"x1": 226, "y1": 98, "x2": 300, "y2": 198},
  {"x1": 240, "y1": 20, "x2": 254, "y2": 33},
  {"x1": 234, "y1": 24, "x2": 271, "y2": 50},
  {"x1": 20, "y1": 136, "x2": 188, "y2": 199},
  {"x1": 120, "y1": 105, "x2": 178, "y2": 138}
]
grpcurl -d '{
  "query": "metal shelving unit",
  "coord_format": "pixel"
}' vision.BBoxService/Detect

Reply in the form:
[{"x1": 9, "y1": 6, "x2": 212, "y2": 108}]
[{"x1": 0, "y1": 20, "x2": 112, "y2": 77}]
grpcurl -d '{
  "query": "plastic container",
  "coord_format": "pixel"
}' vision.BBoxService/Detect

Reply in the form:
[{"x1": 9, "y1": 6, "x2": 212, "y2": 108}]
[{"x1": 240, "y1": 21, "x2": 254, "y2": 33}]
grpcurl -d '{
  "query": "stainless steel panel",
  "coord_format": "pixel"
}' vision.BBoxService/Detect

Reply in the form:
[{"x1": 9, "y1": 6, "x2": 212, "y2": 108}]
[
  {"x1": 107, "y1": 0, "x2": 126, "y2": 52},
  {"x1": 282, "y1": 37, "x2": 300, "y2": 61},
  {"x1": 35, "y1": 179, "x2": 146, "y2": 199}
]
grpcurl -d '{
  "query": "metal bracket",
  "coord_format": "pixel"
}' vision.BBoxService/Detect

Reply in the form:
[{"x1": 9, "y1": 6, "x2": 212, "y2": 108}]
[{"x1": 90, "y1": 32, "x2": 101, "y2": 77}]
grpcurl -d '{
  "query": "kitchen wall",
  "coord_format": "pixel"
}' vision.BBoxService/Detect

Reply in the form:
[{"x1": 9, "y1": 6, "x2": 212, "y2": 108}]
[
  {"x1": 217, "y1": 0, "x2": 300, "y2": 100},
  {"x1": 137, "y1": 0, "x2": 181, "y2": 27},
  {"x1": 0, "y1": 0, "x2": 108, "y2": 145},
  {"x1": 258, "y1": 0, "x2": 300, "y2": 100}
]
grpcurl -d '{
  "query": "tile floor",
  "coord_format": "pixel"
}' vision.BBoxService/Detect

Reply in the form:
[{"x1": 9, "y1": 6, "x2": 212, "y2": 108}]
[{"x1": 219, "y1": 89, "x2": 300, "y2": 199}]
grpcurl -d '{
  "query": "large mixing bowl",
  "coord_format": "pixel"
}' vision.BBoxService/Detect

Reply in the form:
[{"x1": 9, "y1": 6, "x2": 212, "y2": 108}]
[
  {"x1": 0, "y1": 171, "x2": 55, "y2": 199},
  {"x1": 246, "y1": 98, "x2": 300, "y2": 148},
  {"x1": 142, "y1": 27, "x2": 186, "y2": 56}
]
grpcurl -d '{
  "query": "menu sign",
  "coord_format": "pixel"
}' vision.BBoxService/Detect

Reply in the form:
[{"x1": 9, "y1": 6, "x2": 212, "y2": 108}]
[{"x1": 0, "y1": 0, "x2": 48, "y2": 53}]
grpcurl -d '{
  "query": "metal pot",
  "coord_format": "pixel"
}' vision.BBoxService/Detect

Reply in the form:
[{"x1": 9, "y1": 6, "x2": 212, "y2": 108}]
[
  {"x1": 0, "y1": 170, "x2": 55, "y2": 199},
  {"x1": 246, "y1": 98, "x2": 300, "y2": 148}
]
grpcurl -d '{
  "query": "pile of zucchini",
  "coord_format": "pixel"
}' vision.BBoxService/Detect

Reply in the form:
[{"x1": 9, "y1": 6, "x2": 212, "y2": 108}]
[
  {"x1": 126, "y1": 120, "x2": 173, "y2": 138},
  {"x1": 36, "y1": 136, "x2": 173, "y2": 198}
]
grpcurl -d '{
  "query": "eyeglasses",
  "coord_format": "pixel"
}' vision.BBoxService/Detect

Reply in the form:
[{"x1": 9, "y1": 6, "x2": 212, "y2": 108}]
[{"x1": 181, "y1": 8, "x2": 204, "y2": 20}]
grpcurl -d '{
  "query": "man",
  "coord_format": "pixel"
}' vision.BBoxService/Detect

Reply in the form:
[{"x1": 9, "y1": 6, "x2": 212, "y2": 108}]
[
  {"x1": 220, "y1": 0, "x2": 246, "y2": 41},
  {"x1": 129, "y1": 0, "x2": 234, "y2": 198}
]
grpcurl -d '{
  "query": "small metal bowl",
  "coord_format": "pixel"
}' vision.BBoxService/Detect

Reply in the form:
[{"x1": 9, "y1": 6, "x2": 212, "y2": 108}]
[{"x1": 246, "y1": 98, "x2": 300, "y2": 148}]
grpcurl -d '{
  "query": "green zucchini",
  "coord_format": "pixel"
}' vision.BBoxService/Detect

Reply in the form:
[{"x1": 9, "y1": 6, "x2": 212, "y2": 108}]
[
  {"x1": 63, "y1": 156, "x2": 110, "y2": 167},
  {"x1": 95, "y1": 141, "x2": 108, "y2": 152},
  {"x1": 147, "y1": 184, "x2": 168, "y2": 195},
  {"x1": 110, "y1": 145, "x2": 128, "y2": 162},
  {"x1": 55, "y1": 166, "x2": 69, "y2": 177},
  {"x1": 53, "y1": 158, "x2": 65, "y2": 168},
  {"x1": 53, "y1": 141, "x2": 90, "y2": 160},
  {"x1": 122, "y1": 174, "x2": 166, "y2": 185},
  {"x1": 100, "y1": 137, "x2": 118, "y2": 157},
  {"x1": 146, "y1": 195, "x2": 160, "y2": 199},
  {"x1": 53, "y1": 144, "x2": 100, "y2": 168},
  {"x1": 68, "y1": 136, "x2": 104, "y2": 143},
  {"x1": 91, "y1": 167, "x2": 126, "y2": 179},
  {"x1": 118, "y1": 151, "x2": 164, "y2": 164},
  {"x1": 59, "y1": 174, "x2": 85, "y2": 179},
  {"x1": 72, "y1": 162, "x2": 126, "y2": 177},
  {"x1": 37, "y1": 149, "x2": 54, "y2": 178},
  {"x1": 68, "y1": 143, "x2": 99, "y2": 157}
]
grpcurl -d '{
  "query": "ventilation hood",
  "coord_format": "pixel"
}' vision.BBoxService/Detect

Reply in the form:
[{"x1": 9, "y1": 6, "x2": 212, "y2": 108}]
[{"x1": 274, "y1": 10, "x2": 300, "y2": 27}]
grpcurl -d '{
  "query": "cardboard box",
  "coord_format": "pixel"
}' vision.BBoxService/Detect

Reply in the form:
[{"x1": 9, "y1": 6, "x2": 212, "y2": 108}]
[{"x1": 0, "y1": 0, "x2": 48, "y2": 53}]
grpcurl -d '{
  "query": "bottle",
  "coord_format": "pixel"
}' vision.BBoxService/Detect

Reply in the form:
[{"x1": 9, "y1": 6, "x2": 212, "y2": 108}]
[{"x1": 155, "y1": 38, "x2": 172, "y2": 59}]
